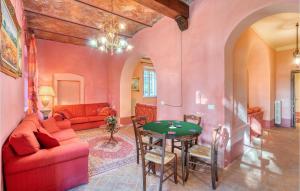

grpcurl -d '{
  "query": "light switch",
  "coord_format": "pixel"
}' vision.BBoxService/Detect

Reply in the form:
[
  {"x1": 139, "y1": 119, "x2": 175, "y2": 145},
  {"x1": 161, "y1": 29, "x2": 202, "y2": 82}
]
[{"x1": 208, "y1": 104, "x2": 215, "y2": 110}]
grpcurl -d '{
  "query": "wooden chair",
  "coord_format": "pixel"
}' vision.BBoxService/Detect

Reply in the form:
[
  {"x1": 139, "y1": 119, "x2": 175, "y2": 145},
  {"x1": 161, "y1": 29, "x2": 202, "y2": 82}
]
[
  {"x1": 136, "y1": 128, "x2": 178, "y2": 191},
  {"x1": 171, "y1": 114, "x2": 201, "y2": 153},
  {"x1": 131, "y1": 116, "x2": 148, "y2": 164},
  {"x1": 185, "y1": 125, "x2": 222, "y2": 190}
]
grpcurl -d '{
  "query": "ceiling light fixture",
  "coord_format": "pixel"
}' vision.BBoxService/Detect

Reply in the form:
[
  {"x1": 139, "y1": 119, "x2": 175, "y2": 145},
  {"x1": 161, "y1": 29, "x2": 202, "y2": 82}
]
[
  {"x1": 88, "y1": 0, "x2": 133, "y2": 55},
  {"x1": 293, "y1": 22, "x2": 300, "y2": 65}
]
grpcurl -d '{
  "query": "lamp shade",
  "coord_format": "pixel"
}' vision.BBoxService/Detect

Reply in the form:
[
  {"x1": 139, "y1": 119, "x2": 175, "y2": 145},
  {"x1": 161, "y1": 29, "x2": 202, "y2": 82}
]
[{"x1": 38, "y1": 86, "x2": 55, "y2": 96}]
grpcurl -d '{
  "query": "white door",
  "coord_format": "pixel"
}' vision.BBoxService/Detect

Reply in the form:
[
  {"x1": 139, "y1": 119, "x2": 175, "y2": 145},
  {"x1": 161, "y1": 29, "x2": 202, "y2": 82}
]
[{"x1": 57, "y1": 80, "x2": 80, "y2": 105}]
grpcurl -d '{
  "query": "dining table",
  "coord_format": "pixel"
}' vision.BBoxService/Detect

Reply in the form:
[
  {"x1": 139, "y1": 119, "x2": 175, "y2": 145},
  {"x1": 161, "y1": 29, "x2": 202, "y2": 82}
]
[{"x1": 143, "y1": 120, "x2": 202, "y2": 183}]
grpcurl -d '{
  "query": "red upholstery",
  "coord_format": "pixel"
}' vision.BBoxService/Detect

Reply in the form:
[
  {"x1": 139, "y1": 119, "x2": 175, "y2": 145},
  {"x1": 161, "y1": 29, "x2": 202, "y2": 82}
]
[
  {"x1": 53, "y1": 103, "x2": 116, "y2": 130},
  {"x1": 88, "y1": 115, "x2": 106, "y2": 122},
  {"x1": 85, "y1": 103, "x2": 109, "y2": 116},
  {"x1": 55, "y1": 119, "x2": 71, "y2": 129},
  {"x1": 34, "y1": 128, "x2": 60, "y2": 149},
  {"x1": 135, "y1": 103, "x2": 157, "y2": 122},
  {"x1": 247, "y1": 107, "x2": 264, "y2": 142},
  {"x1": 41, "y1": 117, "x2": 61, "y2": 133},
  {"x1": 70, "y1": 117, "x2": 90, "y2": 124},
  {"x1": 9, "y1": 120, "x2": 40, "y2": 156},
  {"x1": 2, "y1": 114, "x2": 89, "y2": 191},
  {"x1": 51, "y1": 129, "x2": 77, "y2": 142}
]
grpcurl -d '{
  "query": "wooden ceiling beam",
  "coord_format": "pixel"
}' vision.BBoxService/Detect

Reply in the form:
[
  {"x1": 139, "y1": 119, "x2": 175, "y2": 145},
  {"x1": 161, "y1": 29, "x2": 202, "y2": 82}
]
[
  {"x1": 24, "y1": 9, "x2": 132, "y2": 38},
  {"x1": 133, "y1": 0, "x2": 189, "y2": 31},
  {"x1": 29, "y1": 27, "x2": 88, "y2": 41},
  {"x1": 74, "y1": 0, "x2": 152, "y2": 27}
]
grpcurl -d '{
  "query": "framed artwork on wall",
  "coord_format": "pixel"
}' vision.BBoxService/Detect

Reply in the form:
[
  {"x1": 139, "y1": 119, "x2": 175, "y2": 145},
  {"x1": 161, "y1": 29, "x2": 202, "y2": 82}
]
[
  {"x1": 131, "y1": 77, "x2": 139, "y2": 91},
  {"x1": 0, "y1": 0, "x2": 22, "y2": 78}
]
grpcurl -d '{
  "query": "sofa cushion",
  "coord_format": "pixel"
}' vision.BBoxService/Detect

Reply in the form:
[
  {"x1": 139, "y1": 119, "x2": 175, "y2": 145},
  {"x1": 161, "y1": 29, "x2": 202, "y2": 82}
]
[
  {"x1": 88, "y1": 115, "x2": 106, "y2": 122},
  {"x1": 41, "y1": 118, "x2": 60, "y2": 133},
  {"x1": 85, "y1": 103, "x2": 109, "y2": 116},
  {"x1": 34, "y1": 128, "x2": 60, "y2": 149},
  {"x1": 51, "y1": 129, "x2": 77, "y2": 142},
  {"x1": 9, "y1": 120, "x2": 40, "y2": 156},
  {"x1": 55, "y1": 119, "x2": 71, "y2": 130},
  {"x1": 70, "y1": 117, "x2": 89, "y2": 124}
]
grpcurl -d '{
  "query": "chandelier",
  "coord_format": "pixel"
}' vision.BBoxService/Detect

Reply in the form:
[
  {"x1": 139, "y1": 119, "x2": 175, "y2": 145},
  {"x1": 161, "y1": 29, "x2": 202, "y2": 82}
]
[
  {"x1": 293, "y1": 22, "x2": 300, "y2": 65},
  {"x1": 88, "y1": 0, "x2": 133, "y2": 55}
]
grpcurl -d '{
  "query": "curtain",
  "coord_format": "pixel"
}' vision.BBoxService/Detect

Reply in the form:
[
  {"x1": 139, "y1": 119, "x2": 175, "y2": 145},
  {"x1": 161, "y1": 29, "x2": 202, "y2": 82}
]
[{"x1": 27, "y1": 33, "x2": 38, "y2": 114}]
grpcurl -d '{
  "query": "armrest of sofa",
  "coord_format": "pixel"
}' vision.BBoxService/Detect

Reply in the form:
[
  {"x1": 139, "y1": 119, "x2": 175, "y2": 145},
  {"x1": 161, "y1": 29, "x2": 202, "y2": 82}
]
[
  {"x1": 5, "y1": 140, "x2": 89, "y2": 175},
  {"x1": 55, "y1": 119, "x2": 71, "y2": 129}
]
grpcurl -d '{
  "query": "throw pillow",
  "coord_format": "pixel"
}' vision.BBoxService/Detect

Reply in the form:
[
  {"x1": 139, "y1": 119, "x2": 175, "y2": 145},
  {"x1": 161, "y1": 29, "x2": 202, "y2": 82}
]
[
  {"x1": 98, "y1": 107, "x2": 111, "y2": 116},
  {"x1": 53, "y1": 113, "x2": 64, "y2": 121},
  {"x1": 41, "y1": 117, "x2": 61, "y2": 133},
  {"x1": 9, "y1": 121, "x2": 40, "y2": 156},
  {"x1": 34, "y1": 128, "x2": 60, "y2": 149},
  {"x1": 60, "y1": 110, "x2": 72, "y2": 119}
]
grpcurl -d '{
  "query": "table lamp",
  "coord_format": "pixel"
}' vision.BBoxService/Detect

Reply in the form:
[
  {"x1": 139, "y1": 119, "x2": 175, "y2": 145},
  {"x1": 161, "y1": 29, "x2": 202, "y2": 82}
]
[{"x1": 38, "y1": 86, "x2": 55, "y2": 109}]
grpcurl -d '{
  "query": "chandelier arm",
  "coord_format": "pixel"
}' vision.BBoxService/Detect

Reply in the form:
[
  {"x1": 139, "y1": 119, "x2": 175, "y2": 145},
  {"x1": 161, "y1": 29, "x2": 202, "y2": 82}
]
[{"x1": 297, "y1": 23, "x2": 299, "y2": 52}]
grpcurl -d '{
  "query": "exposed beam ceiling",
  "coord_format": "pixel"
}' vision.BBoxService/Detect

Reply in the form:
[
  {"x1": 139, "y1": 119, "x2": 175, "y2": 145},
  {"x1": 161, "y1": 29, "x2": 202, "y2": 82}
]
[
  {"x1": 133, "y1": 0, "x2": 189, "y2": 31},
  {"x1": 23, "y1": 0, "x2": 162, "y2": 46}
]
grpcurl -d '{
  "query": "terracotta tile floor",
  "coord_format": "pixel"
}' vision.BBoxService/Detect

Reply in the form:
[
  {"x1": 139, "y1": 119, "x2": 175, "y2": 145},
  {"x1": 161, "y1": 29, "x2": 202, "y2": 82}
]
[{"x1": 70, "y1": 126, "x2": 299, "y2": 191}]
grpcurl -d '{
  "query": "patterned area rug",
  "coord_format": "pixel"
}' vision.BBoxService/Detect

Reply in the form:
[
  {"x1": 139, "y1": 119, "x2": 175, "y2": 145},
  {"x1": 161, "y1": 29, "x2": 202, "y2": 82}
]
[{"x1": 76, "y1": 128, "x2": 136, "y2": 177}]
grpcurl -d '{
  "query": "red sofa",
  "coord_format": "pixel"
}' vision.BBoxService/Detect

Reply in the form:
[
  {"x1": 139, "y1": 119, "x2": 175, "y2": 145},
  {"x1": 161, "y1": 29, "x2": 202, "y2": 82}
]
[
  {"x1": 135, "y1": 103, "x2": 157, "y2": 122},
  {"x1": 53, "y1": 103, "x2": 116, "y2": 130},
  {"x1": 2, "y1": 114, "x2": 89, "y2": 191}
]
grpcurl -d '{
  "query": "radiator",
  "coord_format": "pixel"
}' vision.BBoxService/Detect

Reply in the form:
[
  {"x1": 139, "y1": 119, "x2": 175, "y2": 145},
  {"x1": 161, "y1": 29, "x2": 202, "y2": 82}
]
[{"x1": 274, "y1": 100, "x2": 282, "y2": 125}]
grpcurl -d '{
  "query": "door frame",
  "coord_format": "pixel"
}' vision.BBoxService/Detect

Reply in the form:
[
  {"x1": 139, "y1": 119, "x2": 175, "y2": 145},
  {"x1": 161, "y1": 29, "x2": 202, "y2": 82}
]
[{"x1": 291, "y1": 70, "x2": 300, "y2": 128}]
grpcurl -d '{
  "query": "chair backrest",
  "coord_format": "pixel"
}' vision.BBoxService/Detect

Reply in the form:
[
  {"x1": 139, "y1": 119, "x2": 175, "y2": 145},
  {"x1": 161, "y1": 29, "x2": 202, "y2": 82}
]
[
  {"x1": 184, "y1": 114, "x2": 201, "y2": 126},
  {"x1": 136, "y1": 128, "x2": 167, "y2": 165},
  {"x1": 131, "y1": 116, "x2": 148, "y2": 145}
]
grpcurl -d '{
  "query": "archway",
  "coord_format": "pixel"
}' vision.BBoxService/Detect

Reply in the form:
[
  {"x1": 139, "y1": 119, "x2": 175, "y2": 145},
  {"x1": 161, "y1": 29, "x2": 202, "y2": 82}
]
[
  {"x1": 119, "y1": 52, "x2": 157, "y2": 124},
  {"x1": 224, "y1": 2, "x2": 299, "y2": 164}
]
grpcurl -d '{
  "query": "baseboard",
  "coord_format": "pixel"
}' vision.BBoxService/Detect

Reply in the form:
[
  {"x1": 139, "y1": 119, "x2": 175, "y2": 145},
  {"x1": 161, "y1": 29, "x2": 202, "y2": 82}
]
[{"x1": 120, "y1": 116, "x2": 132, "y2": 125}]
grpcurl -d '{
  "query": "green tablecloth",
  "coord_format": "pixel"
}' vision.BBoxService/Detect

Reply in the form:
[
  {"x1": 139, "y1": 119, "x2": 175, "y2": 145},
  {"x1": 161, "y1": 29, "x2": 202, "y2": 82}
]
[{"x1": 143, "y1": 120, "x2": 202, "y2": 139}]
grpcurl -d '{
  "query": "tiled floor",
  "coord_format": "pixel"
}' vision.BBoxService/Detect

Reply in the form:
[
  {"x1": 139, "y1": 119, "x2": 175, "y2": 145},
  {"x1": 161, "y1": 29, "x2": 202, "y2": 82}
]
[{"x1": 70, "y1": 126, "x2": 299, "y2": 191}]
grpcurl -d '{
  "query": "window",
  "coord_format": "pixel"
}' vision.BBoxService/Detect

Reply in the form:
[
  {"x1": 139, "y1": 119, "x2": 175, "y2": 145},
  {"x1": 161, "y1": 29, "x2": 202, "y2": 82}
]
[{"x1": 143, "y1": 68, "x2": 157, "y2": 97}]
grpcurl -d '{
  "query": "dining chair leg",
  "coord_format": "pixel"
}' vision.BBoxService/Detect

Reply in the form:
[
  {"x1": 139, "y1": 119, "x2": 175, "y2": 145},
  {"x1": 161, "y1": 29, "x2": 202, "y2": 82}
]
[
  {"x1": 142, "y1": 162, "x2": 146, "y2": 191},
  {"x1": 159, "y1": 164, "x2": 164, "y2": 191},
  {"x1": 184, "y1": 152, "x2": 190, "y2": 182},
  {"x1": 180, "y1": 142, "x2": 185, "y2": 185},
  {"x1": 171, "y1": 139, "x2": 175, "y2": 153},
  {"x1": 136, "y1": 145, "x2": 140, "y2": 164},
  {"x1": 174, "y1": 155, "x2": 178, "y2": 184},
  {"x1": 211, "y1": 164, "x2": 217, "y2": 190}
]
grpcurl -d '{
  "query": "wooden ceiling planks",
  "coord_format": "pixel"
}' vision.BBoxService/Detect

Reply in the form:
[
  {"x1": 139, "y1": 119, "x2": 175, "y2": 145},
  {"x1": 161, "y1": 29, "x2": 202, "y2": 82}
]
[{"x1": 23, "y1": 0, "x2": 162, "y2": 46}]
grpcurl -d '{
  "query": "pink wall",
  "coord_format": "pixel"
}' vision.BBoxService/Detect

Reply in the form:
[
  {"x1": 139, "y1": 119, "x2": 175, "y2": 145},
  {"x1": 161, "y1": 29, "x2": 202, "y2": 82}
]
[
  {"x1": 108, "y1": 0, "x2": 299, "y2": 166},
  {"x1": 276, "y1": 49, "x2": 300, "y2": 127},
  {"x1": 0, "y1": 0, "x2": 26, "y2": 189},
  {"x1": 234, "y1": 28, "x2": 275, "y2": 122},
  {"x1": 37, "y1": 39, "x2": 110, "y2": 104}
]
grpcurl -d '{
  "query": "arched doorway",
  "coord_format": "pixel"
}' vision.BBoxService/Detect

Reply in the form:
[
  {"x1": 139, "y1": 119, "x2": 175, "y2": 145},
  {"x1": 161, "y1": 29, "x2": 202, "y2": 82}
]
[
  {"x1": 224, "y1": 2, "x2": 299, "y2": 164},
  {"x1": 119, "y1": 53, "x2": 157, "y2": 124}
]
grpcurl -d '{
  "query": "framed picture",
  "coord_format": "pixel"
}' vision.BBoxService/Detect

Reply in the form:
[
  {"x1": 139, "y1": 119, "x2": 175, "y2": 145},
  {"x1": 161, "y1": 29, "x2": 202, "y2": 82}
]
[
  {"x1": 131, "y1": 77, "x2": 139, "y2": 91},
  {"x1": 0, "y1": 0, "x2": 22, "y2": 78}
]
